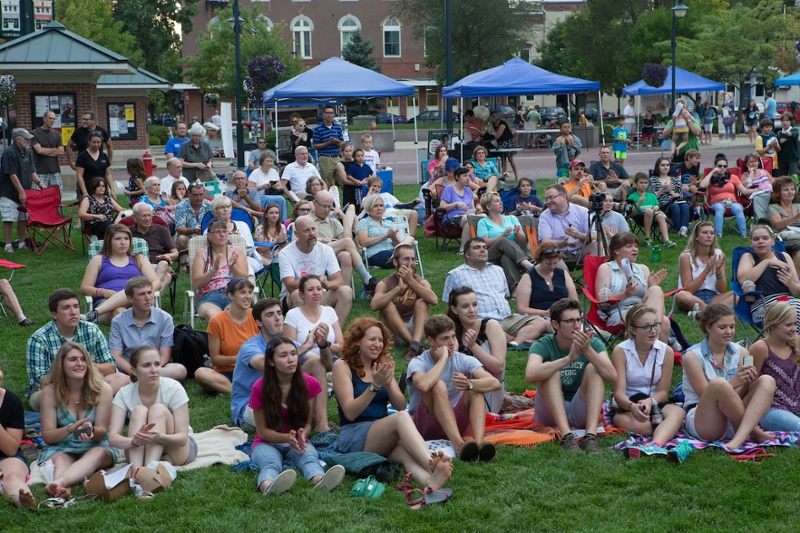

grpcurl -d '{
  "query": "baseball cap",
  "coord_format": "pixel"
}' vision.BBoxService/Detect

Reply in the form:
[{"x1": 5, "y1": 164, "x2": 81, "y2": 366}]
[
  {"x1": 568, "y1": 159, "x2": 586, "y2": 169},
  {"x1": 12, "y1": 128, "x2": 34, "y2": 140}
]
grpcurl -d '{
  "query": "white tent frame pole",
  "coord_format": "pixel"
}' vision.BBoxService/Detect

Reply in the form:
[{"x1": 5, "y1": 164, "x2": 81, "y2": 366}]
[
  {"x1": 598, "y1": 90, "x2": 605, "y2": 145},
  {"x1": 274, "y1": 101, "x2": 279, "y2": 154}
]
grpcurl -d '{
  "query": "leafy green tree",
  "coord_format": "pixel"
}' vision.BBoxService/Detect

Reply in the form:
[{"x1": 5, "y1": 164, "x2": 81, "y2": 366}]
[
  {"x1": 185, "y1": 5, "x2": 302, "y2": 100},
  {"x1": 111, "y1": 0, "x2": 199, "y2": 81},
  {"x1": 54, "y1": 0, "x2": 143, "y2": 66},
  {"x1": 393, "y1": 0, "x2": 528, "y2": 85},
  {"x1": 342, "y1": 31, "x2": 381, "y2": 73}
]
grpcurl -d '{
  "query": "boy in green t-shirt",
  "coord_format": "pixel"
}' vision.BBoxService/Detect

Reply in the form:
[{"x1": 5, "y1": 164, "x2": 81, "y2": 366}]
[
  {"x1": 525, "y1": 298, "x2": 616, "y2": 452},
  {"x1": 627, "y1": 173, "x2": 675, "y2": 248}
]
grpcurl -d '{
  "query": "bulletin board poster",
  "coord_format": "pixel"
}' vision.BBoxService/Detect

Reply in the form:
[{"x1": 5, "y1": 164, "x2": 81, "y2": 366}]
[
  {"x1": 29, "y1": 92, "x2": 77, "y2": 145},
  {"x1": 427, "y1": 129, "x2": 453, "y2": 155},
  {"x1": 107, "y1": 103, "x2": 137, "y2": 140}
]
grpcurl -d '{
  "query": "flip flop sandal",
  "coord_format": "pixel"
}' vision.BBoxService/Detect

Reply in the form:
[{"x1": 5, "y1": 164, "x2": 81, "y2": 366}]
[
  {"x1": 350, "y1": 478, "x2": 367, "y2": 497},
  {"x1": 38, "y1": 498, "x2": 66, "y2": 510},
  {"x1": 136, "y1": 490, "x2": 155, "y2": 500},
  {"x1": 364, "y1": 476, "x2": 385, "y2": 499},
  {"x1": 263, "y1": 469, "x2": 296, "y2": 495},
  {"x1": 62, "y1": 494, "x2": 98, "y2": 508},
  {"x1": 408, "y1": 487, "x2": 453, "y2": 511},
  {"x1": 313, "y1": 465, "x2": 345, "y2": 492}
]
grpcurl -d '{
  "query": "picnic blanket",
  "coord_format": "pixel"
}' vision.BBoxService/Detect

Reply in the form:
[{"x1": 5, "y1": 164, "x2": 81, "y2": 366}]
[
  {"x1": 480, "y1": 407, "x2": 626, "y2": 447},
  {"x1": 613, "y1": 431, "x2": 800, "y2": 455},
  {"x1": 28, "y1": 425, "x2": 250, "y2": 485}
]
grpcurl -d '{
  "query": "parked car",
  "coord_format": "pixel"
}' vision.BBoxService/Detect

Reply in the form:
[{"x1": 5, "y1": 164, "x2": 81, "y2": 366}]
[
  {"x1": 407, "y1": 110, "x2": 461, "y2": 124},
  {"x1": 375, "y1": 113, "x2": 406, "y2": 124},
  {"x1": 485, "y1": 104, "x2": 516, "y2": 121},
  {"x1": 538, "y1": 106, "x2": 567, "y2": 126}
]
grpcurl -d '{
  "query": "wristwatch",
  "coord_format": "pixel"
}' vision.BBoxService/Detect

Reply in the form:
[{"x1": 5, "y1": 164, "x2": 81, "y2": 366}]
[
  {"x1": 468, "y1": 380, "x2": 474, "y2": 391},
  {"x1": 368, "y1": 383, "x2": 380, "y2": 393},
  {"x1": 319, "y1": 340, "x2": 331, "y2": 349}
]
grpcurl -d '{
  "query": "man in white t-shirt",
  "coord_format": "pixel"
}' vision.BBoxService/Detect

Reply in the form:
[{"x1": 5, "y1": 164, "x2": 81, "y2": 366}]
[
  {"x1": 623, "y1": 98, "x2": 637, "y2": 136},
  {"x1": 160, "y1": 158, "x2": 190, "y2": 202},
  {"x1": 278, "y1": 216, "x2": 353, "y2": 326},
  {"x1": 280, "y1": 147, "x2": 321, "y2": 196}
]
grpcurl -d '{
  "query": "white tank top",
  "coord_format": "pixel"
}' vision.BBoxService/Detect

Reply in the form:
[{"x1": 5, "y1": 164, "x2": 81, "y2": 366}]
[{"x1": 680, "y1": 250, "x2": 719, "y2": 293}]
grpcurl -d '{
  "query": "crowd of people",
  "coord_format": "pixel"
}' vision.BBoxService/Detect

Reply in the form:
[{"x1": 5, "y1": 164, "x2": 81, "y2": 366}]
[{"x1": 3, "y1": 103, "x2": 800, "y2": 510}]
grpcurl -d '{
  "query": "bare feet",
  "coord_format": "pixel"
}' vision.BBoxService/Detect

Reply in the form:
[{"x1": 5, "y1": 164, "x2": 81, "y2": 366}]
[
  {"x1": 17, "y1": 488, "x2": 35, "y2": 509},
  {"x1": 426, "y1": 451, "x2": 452, "y2": 491},
  {"x1": 45, "y1": 482, "x2": 70, "y2": 500},
  {"x1": 751, "y1": 428, "x2": 773, "y2": 444}
]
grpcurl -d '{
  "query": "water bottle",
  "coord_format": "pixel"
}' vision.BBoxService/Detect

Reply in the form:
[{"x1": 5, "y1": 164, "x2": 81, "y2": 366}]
[
  {"x1": 651, "y1": 244, "x2": 661, "y2": 262},
  {"x1": 650, "y1": 399, "x2": 663, "y2": 426},
  {"x1": 689, "y1": 303, "x2": 700, "y2": 319}
]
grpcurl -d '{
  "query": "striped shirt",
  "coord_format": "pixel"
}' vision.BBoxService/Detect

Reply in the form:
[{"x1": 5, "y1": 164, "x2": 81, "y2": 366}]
[
  {"x1": 313, "y1": 122, "x2": 344, "y2": 157},
  {"x1": 443, "y1": 263, "x2": 511, "y2": 321}
]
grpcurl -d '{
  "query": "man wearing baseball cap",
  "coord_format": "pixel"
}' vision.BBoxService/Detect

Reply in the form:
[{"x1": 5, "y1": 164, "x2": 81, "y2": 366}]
[
  {"x1": 0, "y1": 129, "x2": 46, "y2": 252},
  {"x1": 562, "y1": 159, "x2": 607, "y2": 208}
]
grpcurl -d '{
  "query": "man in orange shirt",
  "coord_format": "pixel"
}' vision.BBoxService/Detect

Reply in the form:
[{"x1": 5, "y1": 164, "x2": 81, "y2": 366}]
[{"x1": 562, "y1": 160, "x2": 607, "y2": 208}]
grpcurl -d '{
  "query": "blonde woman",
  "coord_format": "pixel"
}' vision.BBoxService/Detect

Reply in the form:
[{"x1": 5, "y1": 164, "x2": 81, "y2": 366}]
[{"x1": 675, "y1": 221, "x2": 733, "y2": 312}]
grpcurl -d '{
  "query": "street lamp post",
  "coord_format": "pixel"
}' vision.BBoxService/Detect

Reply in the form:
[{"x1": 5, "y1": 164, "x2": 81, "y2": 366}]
[
  {"x1": 229, "y1": 0, "x2": 245, "y2": 170},
  {"x1": 670, "y1": 0, "x2": 689, "y2": 114}
]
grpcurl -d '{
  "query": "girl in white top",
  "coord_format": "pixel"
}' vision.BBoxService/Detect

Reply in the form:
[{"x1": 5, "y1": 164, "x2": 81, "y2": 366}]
[
  {"x1": 676, "y1": 221, "x2": 733, "y2": 311},
  {"x1": 283, "y1": 275, "x2": 343, "y2": 357},
  {"x1": 109, "y1": 346, "x2": 195, "y2": 473},
  {"x1": 611, "y1": 304, "x2": 685, "y2": 449}
]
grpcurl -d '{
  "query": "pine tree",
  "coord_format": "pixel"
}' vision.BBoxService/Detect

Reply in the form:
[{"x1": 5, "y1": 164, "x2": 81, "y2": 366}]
[{"x1": 342, "y1": 31, "x2": 381, "y2": 73}]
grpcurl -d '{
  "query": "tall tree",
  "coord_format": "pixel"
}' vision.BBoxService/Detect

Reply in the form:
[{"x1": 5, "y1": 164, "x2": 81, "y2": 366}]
[
  {"x1": 55, "y1": 0, "x2": 143, "y2": 66},
  {"x1": 393, "y1": 0, "x2": 529, "y2": 85},
  {"x1": 111, "y1": 0, "x2": 200, "y2": 81},
  {"x1": 184, "y1": 5, "x2": 302, "y2": 101},
  {"x1": 342, "y1": 31, "x2": 381, "y2": 72}
]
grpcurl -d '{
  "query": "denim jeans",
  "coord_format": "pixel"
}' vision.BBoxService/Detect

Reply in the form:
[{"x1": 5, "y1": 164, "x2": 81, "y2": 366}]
[
  {"x1": 259, "y1": 195, "x2": 288, "y2": 220},
  {"x1": 760, "y1": 408, "x2": 800, "y2": 433},
  {"x1": 711, "y1": 201, "x2": 746, "y2": 235},
  {"x1": 667, "y1": 201, "x2": 690, "y2": 230},
  {"x1": 251, "y1": 441, "x2": 324, "y2": 488}
]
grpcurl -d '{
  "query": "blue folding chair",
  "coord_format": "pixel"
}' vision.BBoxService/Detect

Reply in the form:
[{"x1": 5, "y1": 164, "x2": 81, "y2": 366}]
[
  {"x1": 730, "y1": 244, "x2": 786, "y2": 346},
  {"x1": 201, "y1": 208, "x2": 253, "y2": 234}
]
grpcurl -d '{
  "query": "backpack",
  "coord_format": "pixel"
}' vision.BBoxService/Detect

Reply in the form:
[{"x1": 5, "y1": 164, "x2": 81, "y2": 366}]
[{"x1": 172, "y1": 324, "x2": 209, "y2": 379}]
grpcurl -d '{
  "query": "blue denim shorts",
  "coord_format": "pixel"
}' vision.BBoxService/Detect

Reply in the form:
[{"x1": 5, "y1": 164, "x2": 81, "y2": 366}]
[
  {"x1": 197, "y1": 289, "x2": 230, "y2": 311},
  {"x1": 694, "y1": 289, "x2": 718, "y2": 305}
]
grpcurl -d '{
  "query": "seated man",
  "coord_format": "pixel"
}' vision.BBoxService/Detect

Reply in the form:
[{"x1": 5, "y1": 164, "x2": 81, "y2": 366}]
[
  {"x1": 406, "y1": 315, "x2": 501, "y2": 462},
  {"x1": 0, "y1": 278, "x2": 36, "y2": 327},
  {"x1": 588, "y1": 147, "x2": 631, "y2": 204},
  {"x1": 130, "y1": 202, "x2": 178, "y2": 290},
  {"x1": 538, "y1": 183, "x2": 598, "y2": 267},
  {"x1": 109, "y1": 276, "x2": 186, "y2": 381},
  {"x1": 309, "y1": 190, "x2": 377, "y2": 295},
  {"x1": 278, "y1": 216, "x2": 353, "y2": 327},
  {"x1": 226, "y1": 169, "x2": 265, "y2": 219},
  {"x1": 280, "y1": 146, "x2": 321, "y2": 200},
  {"x1": 524, "y1": 298, "x2": 617, "y2": 452},
  {"x1": 443, "y1": 237, "x2": 547, "y2": 344},
  {"x1": 174, "y1": 181, "x2": 213, "y2": 252},
  {"x1": 160, "y1": 158, "x2": 190, "y2": 199},
  {"x1": 562, "y1": 159, "x2": 607, "y2": 208},
  {"x1": 590, "y1": 192, "x2": 630, "y2": 239},
  {"x1": 371, "y1": 244, "x2": 438, "y2": 361},
  {"x1": 230, "y1": 297, "x2": 333, "y2": 434},
  {"x1": 26, "y1": 288, "x2": 128, "y2": 411}
]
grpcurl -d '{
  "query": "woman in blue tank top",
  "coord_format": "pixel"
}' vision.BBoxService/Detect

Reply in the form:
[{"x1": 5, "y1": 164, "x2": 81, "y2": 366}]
[{"x1": 331, "y1": 317, "x2": 452, "y2": 495}]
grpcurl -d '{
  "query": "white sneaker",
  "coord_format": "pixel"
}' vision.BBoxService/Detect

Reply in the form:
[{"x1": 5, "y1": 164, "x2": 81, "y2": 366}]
[
  {"x1": 3, "y1": 244, "x2": 12, "y2": 253},
  {"x1": 18, "y1": 241, "x2": 27, "y2": 249}
]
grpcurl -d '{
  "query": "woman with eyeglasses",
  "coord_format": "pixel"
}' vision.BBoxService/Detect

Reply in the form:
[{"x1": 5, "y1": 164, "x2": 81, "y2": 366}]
[
  {"x1": 767, "y1": 176, "x2": 800, "y2": 273},
  {"x1": 206, "y1": 195, "x2": 261, "y2": 274},
  {"x1": 476, "y1": 191, "x2": 533, "y2": 292},
  {"x1": 737, "y1": 224, "x2": 800, "y2": 334},
  {"x1": 681, "y1": 304, "x2": 775, "y2": 450},
  {"x1": 610, "y1": 304, "x2": 685, "y2": 458},
  {"x1": 288, "y1": 119, "x2": 314, "y2": 165},
  {"x1": 356, "y1": 195, "x2": 415, "y2": 268},
  {"x1": 192, "y1": 217, "x2": 248, "y2": 322},
  {"x1": 470, "y1": 146, "x2": 504, "y2": 192},
  {"x1": 108, "y1": 345, "x2": 195, "y2": 476},
  {"x1": 698, "y1": 154, "x2": 749, "y2": 237},
  {"x1": 676, "y1": 221, "x2": 733, "y2": 312},
  {"x1": 595, "y1": 232, "x2": 671, "y2": 343}
]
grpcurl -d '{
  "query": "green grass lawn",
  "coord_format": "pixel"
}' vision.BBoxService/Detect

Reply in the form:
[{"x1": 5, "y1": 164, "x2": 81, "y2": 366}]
[{"x1": 2, "y1": 185, "x2": 800, "y2": 531}]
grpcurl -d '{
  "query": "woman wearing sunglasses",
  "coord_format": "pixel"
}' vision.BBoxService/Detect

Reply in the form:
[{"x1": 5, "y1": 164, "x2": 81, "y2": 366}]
[{"x1": 698, "y1": 153, "x2": 750, "y2": 238}]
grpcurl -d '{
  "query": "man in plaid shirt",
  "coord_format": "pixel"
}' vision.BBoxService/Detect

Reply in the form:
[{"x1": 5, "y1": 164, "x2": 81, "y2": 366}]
[{"x1": 25, "y1": 288, "x2": 129, "y2": 411}]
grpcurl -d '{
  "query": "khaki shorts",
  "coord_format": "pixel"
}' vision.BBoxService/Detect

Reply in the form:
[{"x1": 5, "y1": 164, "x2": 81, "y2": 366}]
[
  {"x1": 501, "y1": 313, "x2": 541, "y2": 337},
  {"x1": 0, "y1": 197, "x2": 27, "y2": 222}
]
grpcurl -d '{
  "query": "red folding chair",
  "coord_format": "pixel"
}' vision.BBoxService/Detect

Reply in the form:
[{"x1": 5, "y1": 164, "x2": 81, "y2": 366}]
[
  {"x1": 0, "y1": 258, "x2": 25, "y2": 318},
  {"x1": 17, "y1": 187, "x2": 75, "y2": 256}
]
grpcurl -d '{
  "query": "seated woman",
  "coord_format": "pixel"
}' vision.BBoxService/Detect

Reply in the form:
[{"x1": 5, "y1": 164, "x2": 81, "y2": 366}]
[
  {"x1": 595, "y1": 232, "x2": 670, "y2": 343},
  {"x1": 741, "y1": 153, "x2": 774, "y2": 198},
  {"x1": 192, "y1": 217, "x2": 249, "y2": 323},
  {"x1": 447, "y1": 288, "x2": 507, "y2": 414},
  {"x1": 249, "y1": 336, "x2": 345, "y2": 494},
  {"x1": 748, "y1": 302, "x2": 800, "y2": 433},
  {"x1": 610, "y1": 304, "x2": 686, "y2": 458},
  {"x1": 698, "y1": 154, "x2": 749, "y2": 238},
  {"x1": 676, "y1": 221, "x2": 733, "y2": 312},
  {"x1": 476, "y1": 191, "x2": 533, "y2": 293},
  {"x1": 195, "y1": 278, "x2": 259, "y2": 394},
  {"x1": 38, "y1": 343, "x2": 117, "y2": 500},
  {"x1": 438, "y1": 166, "x2": 476, "y2": 254},
  {"x1": 80, "y1": 224, "x2": 161, "y2": 325},
  {"x1": 502, "y1": 177, "x2": 544, "y2": 216},
  {"x1": 515, "y1": 244, "x2": 578, "y2": 340},
  {"x1": 140, "y1": 176, "x2": 175, "y2": 233},
  {"x1": 0, "y1": 359, "x2": 36, "y2": 509},
  {"x1": 737, "y1": 225, "x2": 800, "y2": 334},
  {"x1": 206, "y1": 196, "x2": 261, "y2": 275},
  {"x1": 356, "y1": 195, "x2": 415, "y2": 268},
  {"x1": 682, "y1": 305, "x2": 775, "y2": 450},
  {"x1": 427, "y1": 143, "x2": 450, "y2": 186},
  {"x1": 331, "y1": 318, "x2": 452, "y2": 495},
  {"x1": 254, "y1": 205, "x2": 288, "y2": 266},
  {"x1": 649, "y1": 157, "x2": 689, "y2": 237},
  {"x1": 78, "y1": 177, "x2": 124, "y2": 237},
  {"x1": 108, "y1": 346, "x2": 195, "y2": 476},
  {"x1": 767, "y1": 176, "x2": 800, "y2": 273},
  {"x1": 470, "y1": 146, "x2": 504, "y2": 193},
  {"x1": 364, "y1": 176, "x2": 420, "y2": 236},
  {"x1": 288, "y1": 200, "x2": 312, "y2": 231},
  {"x1": 284, "y1": 274, "x2": 343, "y2": 358}
]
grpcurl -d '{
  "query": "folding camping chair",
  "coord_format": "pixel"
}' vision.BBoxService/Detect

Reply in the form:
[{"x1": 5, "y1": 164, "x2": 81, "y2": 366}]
[
  {"x1": 422, "y1": 188, "x2": 462, "y2": 251},
  {"x1": 118, "y1": 215, "x2": 178, "y2": 311},
  {"x1": 17, "y1": 187, "x2": 75, "y2": 255},
  {"x1": 85, "y1": 238, "x2": 163, "y2": 311},
  {"x1": 729, "y1": 245, "x2": 785, "y2": 346},
  {"x1": 0, "y1": 258, "x2": 25, "y2": 319},
  {"x1": 362, "y1": 215, "x2": 424, "y2": 278}
]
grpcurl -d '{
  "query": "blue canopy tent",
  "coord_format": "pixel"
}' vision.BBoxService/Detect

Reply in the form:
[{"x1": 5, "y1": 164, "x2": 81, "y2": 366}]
[
  {"x1": 263, "y1": 57, "x2": 416, "y2": 158},
  {"x1": 442, "y1": 58, "x2": 604, "y2": 146},
  {"x1": 775, "y1": 71, "x2": 800, "y2": 87},
  {"x1": 622, "y1": 67, "x2": 725, "y2": 96}
]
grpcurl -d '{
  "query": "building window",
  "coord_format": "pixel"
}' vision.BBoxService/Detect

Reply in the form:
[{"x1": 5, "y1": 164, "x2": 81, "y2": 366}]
[
  {"x1": 426, "y1": 91, "x2": 438, "y2": 109},
  {"x1": 257, "y1": 15, "x2": 273, "y2": 31},
  {"x1": 291, "y1": 16, "x2": 313, "y2": 59},
  {"x1": 382, "y1": 18, "x2": 401, "y2": 58},
  {"x1": 338, "y1": 15, "x2": 361, "y2": 52},
  {"x1": 520, "y1": 49, "x2": 530, "y2": 62}
]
